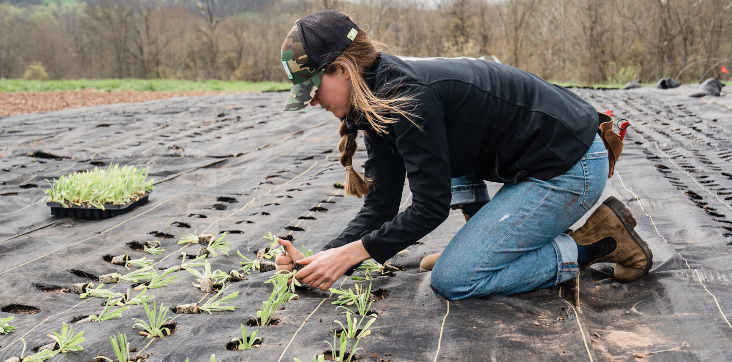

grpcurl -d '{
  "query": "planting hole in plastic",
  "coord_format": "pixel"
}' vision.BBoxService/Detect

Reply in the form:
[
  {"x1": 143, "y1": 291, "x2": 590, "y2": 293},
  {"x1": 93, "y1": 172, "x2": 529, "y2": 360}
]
[
  {"x1": 33, "y1": 283, "x2": 68, "y2": 293},
  {"x1": 371, "y1": 289, "x2": 390, "y2": 301},
  {"x1": 246, "y1": 317, "x2": 280, "y2": 326},
  {"x1": 225, "y1": 337, "x2": 263, "y2": 351},
  {"x1": 2, "y1": 304, "x2": 40, "y2": 314},
  {"x1": 127, "y1": 241, "x2": 145, "y2": 252},
  {"x1": 149, "y1": 231, "x2": 174, "y2": 239},
  {"x1": 323, "y1": 350, "x2": 359, "y2": 361},
  {"x1": 69, "y1": 269, "x2": 99, "y2": 280},
  {"x1": 69, "y1": 315, "x2": 90, "y2": 323}
]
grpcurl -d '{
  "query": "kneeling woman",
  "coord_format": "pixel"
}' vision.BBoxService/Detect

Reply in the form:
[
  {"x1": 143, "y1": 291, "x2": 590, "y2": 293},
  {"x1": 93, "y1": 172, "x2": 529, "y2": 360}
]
[{"x1": 275, "y1": 11, "x2": 653, "y2": 300}]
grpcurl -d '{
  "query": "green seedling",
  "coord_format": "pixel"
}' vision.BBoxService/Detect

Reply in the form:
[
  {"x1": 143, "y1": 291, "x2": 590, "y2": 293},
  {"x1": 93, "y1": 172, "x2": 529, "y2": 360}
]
[
  {"x1": 330, "y1": 283, "x2": 374, "y2": 317},
  {"x1": 301, "y1": 244, "x2": 313, "y2": 257},
  {"x1": 159, "y1": 217, "x2": 171, "y2": 235},
  {"x1": 324, "y1": 332, "x2": 361, "y2": 362},
  {"x1": 120, "y1": 266, "x2": 155, "y2": 283},
  {"x1": 334, "y1": 311, "x2": 376, "y2": 339},
  {"x1": 80, "y1": 284, "x2": 124, "y2": 300},
  {"x1": 351, "y1": 260, "x2": 400, "y2": 281},
  {"x1": 206, "y1": 232, "x2": 232, "y2": 257},
  {"x1": 186, "y1": 260, "x2": 228, "y2": 289},
  {"x1": 261, "y1": 232, "x2": 284, "y2": 258},
  {"x1": 126, "y1": 257, "x2": 154, "y2": 270},
  {"x1": 50, "y1": 322, "x2": 85, "y2": 353},
  {"x1": 178, "y1": 232, "x2": 200, "y2": 245},
  {"x1": 273, "y1": 270, "x2": 302, "y2": 294},
  {"x1": 200, "y1": 285, "x2": 240, "y2": 313},
  {"x1": 146, "y1": 267, "x2": 177, "y2": 289},
  {"x1": 237, "y1": 250, "x2": 260, "y2": 273},
  {"x1": 180, "y1": 253, "x2": 207, "y2": 269},
  {"x1": 0, "y1": 316, "x2": 15, "y2": 334},
  {"x1": 97, "y1": 333, "x2": 130, "y2": 362},
  {"x1": 133, "y1": 301, "x2": 172, "y2": 338},
  {"x1": 124, "y1": 288, "x2": 155, "y2": 305},
  {"x1": 144, "y1": 245, "x2": 164, "y2": 255},
  {"x1": 89, "y1": 297, "x2": 130, "y2": 322},
  {"x1": 294, "y1": 356, "x2": 325, "y2": 362},
  {"x1": 44, "y1": 164, "x2": 154, "y2": 210},
  {"x1": 236, "y1": 324, "x2": 260, "y2": 350},
  {"x1": 17, "y1": 338, "x2": 57, "y2": 362},
  {"x1": 257, "y1": 271, "x2": 299, "y2": 326}
]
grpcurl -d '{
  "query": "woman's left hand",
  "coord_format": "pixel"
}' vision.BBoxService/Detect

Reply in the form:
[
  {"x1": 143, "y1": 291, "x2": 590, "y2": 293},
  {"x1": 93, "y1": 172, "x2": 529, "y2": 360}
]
[{"x1": 295, "y1": 240, "x2": 371, "y2": 291}]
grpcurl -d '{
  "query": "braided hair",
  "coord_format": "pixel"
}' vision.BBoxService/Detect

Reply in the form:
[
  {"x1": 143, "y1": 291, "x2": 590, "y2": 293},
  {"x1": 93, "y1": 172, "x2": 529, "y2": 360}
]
[{"x1": 326, "y1": 30, "x2": 418, "y2": 197}]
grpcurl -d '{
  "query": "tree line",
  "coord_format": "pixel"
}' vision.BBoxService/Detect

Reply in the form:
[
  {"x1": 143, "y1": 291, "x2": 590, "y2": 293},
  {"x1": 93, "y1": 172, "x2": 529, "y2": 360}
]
[{"x1": 1, "y1": 0, "x2": 731, "y2": 85}]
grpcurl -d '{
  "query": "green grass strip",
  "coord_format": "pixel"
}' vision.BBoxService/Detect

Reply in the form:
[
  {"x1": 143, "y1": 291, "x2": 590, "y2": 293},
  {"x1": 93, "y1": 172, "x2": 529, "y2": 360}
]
[{"x1": 0, "y1": 79, "x2": 291, "y2": 93}]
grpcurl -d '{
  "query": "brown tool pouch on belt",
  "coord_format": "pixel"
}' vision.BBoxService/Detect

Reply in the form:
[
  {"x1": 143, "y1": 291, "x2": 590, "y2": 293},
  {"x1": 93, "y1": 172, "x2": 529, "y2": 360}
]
[{"x1": 597, "y1": 112, "x2": 623, "y2": 178}]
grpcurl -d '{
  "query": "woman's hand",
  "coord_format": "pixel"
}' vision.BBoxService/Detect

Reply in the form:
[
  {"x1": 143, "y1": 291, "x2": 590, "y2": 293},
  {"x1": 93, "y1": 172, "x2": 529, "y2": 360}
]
[
  {"x1": 294, "y1": 240, "x2": 371, "y2": 291},
  {"x1": 275, "y1": 239, "x2": 307, "y2": 272}
]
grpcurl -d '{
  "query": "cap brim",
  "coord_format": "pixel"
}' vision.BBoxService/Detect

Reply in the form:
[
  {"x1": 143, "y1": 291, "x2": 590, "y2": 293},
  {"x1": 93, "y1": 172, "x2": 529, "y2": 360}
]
[{"x1": 282, "y1": 71, "x2": 323, "y2": 111}]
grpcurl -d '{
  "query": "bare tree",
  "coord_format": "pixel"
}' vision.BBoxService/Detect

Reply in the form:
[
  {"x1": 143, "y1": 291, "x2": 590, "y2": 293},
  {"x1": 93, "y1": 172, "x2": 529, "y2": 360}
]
[
  {"x1": 197, "y1": 0, "x2": 223, "y2": 79},
  {"x1": 499, "y1": 0, "x2": 538, "y2": 68}
]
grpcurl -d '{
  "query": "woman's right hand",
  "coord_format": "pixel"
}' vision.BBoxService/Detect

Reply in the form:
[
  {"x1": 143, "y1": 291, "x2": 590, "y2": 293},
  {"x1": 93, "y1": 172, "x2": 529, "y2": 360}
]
[{"x1": 275, "y1": 239, "x2": 305, "y2": 272}]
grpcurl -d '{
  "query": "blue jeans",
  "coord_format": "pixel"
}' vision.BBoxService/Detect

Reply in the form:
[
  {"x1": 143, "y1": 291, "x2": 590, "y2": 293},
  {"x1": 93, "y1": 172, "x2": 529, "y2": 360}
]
[{"x1": 432, "y1": 134, "x2": 608, "y2": 300}]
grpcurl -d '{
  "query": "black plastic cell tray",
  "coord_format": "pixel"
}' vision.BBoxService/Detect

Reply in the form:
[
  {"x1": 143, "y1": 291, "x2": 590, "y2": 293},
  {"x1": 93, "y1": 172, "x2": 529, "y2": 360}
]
[{"x1": 46, "y1": 191, "x2": 151, "y2": 219}]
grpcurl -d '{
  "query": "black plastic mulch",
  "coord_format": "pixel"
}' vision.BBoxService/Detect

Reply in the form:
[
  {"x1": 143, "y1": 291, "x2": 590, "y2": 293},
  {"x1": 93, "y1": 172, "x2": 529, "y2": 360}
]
[{"x1": 0, "y1": 86, "x2": 731, "y2": 362}]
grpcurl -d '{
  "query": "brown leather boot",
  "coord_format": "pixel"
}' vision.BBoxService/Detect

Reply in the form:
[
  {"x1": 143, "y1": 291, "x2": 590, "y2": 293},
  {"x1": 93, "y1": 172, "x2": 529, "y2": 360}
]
[
  {"x1": 420, "y1": 252, "x2": 441, "y2": 272},
  {"x1": 570, "y1": 196, "x2": 653, "y2": 283}
]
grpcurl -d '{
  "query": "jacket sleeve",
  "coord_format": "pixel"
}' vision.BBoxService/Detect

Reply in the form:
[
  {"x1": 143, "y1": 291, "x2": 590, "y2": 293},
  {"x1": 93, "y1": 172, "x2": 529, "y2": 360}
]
[
  {"x1": 360, "y1": 85, "x2": 452, "y2": 263},
  {"x1": 322, "y1": 125, "x2": 407, "y2": 252}
]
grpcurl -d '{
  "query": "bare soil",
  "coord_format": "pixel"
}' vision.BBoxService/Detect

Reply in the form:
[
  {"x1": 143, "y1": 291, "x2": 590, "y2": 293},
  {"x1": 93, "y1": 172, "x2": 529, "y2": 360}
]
[{"x1": 0, "y1": 89, "x2": 247, "y2": 117}]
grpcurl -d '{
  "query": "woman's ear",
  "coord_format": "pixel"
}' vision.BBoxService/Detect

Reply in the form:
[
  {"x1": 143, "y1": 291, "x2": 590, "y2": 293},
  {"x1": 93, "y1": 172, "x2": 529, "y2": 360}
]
[{"x1": 341, "y1": 65, "x2": 351, "y2": 80}]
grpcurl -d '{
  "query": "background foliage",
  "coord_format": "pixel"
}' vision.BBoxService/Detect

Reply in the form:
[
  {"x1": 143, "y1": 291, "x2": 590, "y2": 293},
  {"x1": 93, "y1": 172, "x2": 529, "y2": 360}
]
[{"x1": 0, "y1": 0, "x2": 731, "y2": 85}]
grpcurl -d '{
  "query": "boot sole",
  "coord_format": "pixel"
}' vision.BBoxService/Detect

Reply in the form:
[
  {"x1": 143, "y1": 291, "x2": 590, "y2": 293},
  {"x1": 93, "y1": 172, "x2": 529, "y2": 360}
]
[{"x1": 602, "y1": 196, "x2": 654, "y2": 280}]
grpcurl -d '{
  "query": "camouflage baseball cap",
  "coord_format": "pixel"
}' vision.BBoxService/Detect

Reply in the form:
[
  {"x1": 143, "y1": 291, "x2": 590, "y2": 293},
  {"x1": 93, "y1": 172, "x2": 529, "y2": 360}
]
[{"x1": 281, "y1": 11, "x2": 360, "y2": 111}]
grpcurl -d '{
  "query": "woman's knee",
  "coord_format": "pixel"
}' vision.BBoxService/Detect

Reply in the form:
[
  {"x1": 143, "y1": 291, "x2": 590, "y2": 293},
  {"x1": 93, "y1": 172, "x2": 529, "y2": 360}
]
[{"x1": 430, "y1": 262, "x2": 473, "y2": 301}]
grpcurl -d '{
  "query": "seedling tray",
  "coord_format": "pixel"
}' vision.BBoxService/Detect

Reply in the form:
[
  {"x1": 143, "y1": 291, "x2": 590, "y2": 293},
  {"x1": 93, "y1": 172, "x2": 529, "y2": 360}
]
[{"x1": 46, "y1": 191, "x2": 151, "y2": 219}]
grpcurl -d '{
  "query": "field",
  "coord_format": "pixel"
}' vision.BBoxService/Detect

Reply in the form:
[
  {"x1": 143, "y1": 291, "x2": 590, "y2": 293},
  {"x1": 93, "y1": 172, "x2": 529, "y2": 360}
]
[
  {"x1": 0, "y1": 85, "x2": 732, "y2": 361},
  {"x1": 0, "y1": 80, "x2": 292, "y2": 117},
  {"x1": 0, "y1": 79, "x2": 291, "y2": 93}
]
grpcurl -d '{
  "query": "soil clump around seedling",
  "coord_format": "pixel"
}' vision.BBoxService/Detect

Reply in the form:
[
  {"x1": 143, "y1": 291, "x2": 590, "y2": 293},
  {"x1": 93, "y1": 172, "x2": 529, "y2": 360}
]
[{"x1": 246, "y1": 317, "x2": 280, "y2": 326}]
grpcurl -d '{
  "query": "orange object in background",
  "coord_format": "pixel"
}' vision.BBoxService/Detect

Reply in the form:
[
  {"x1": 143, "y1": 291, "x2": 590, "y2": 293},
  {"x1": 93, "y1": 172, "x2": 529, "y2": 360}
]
[
  {"x1": 722, "y1": 65, "x2": 729, "y2": 74},
  {"x1": 619, "y1": 121, "x2": 630, "y2": 142}
]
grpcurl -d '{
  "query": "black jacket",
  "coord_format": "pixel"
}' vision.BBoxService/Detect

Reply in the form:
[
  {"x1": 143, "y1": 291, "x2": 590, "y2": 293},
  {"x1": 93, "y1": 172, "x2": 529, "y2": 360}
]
[{"x1": 324, "y1": 53, "x2": 599, "y2": 263}]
